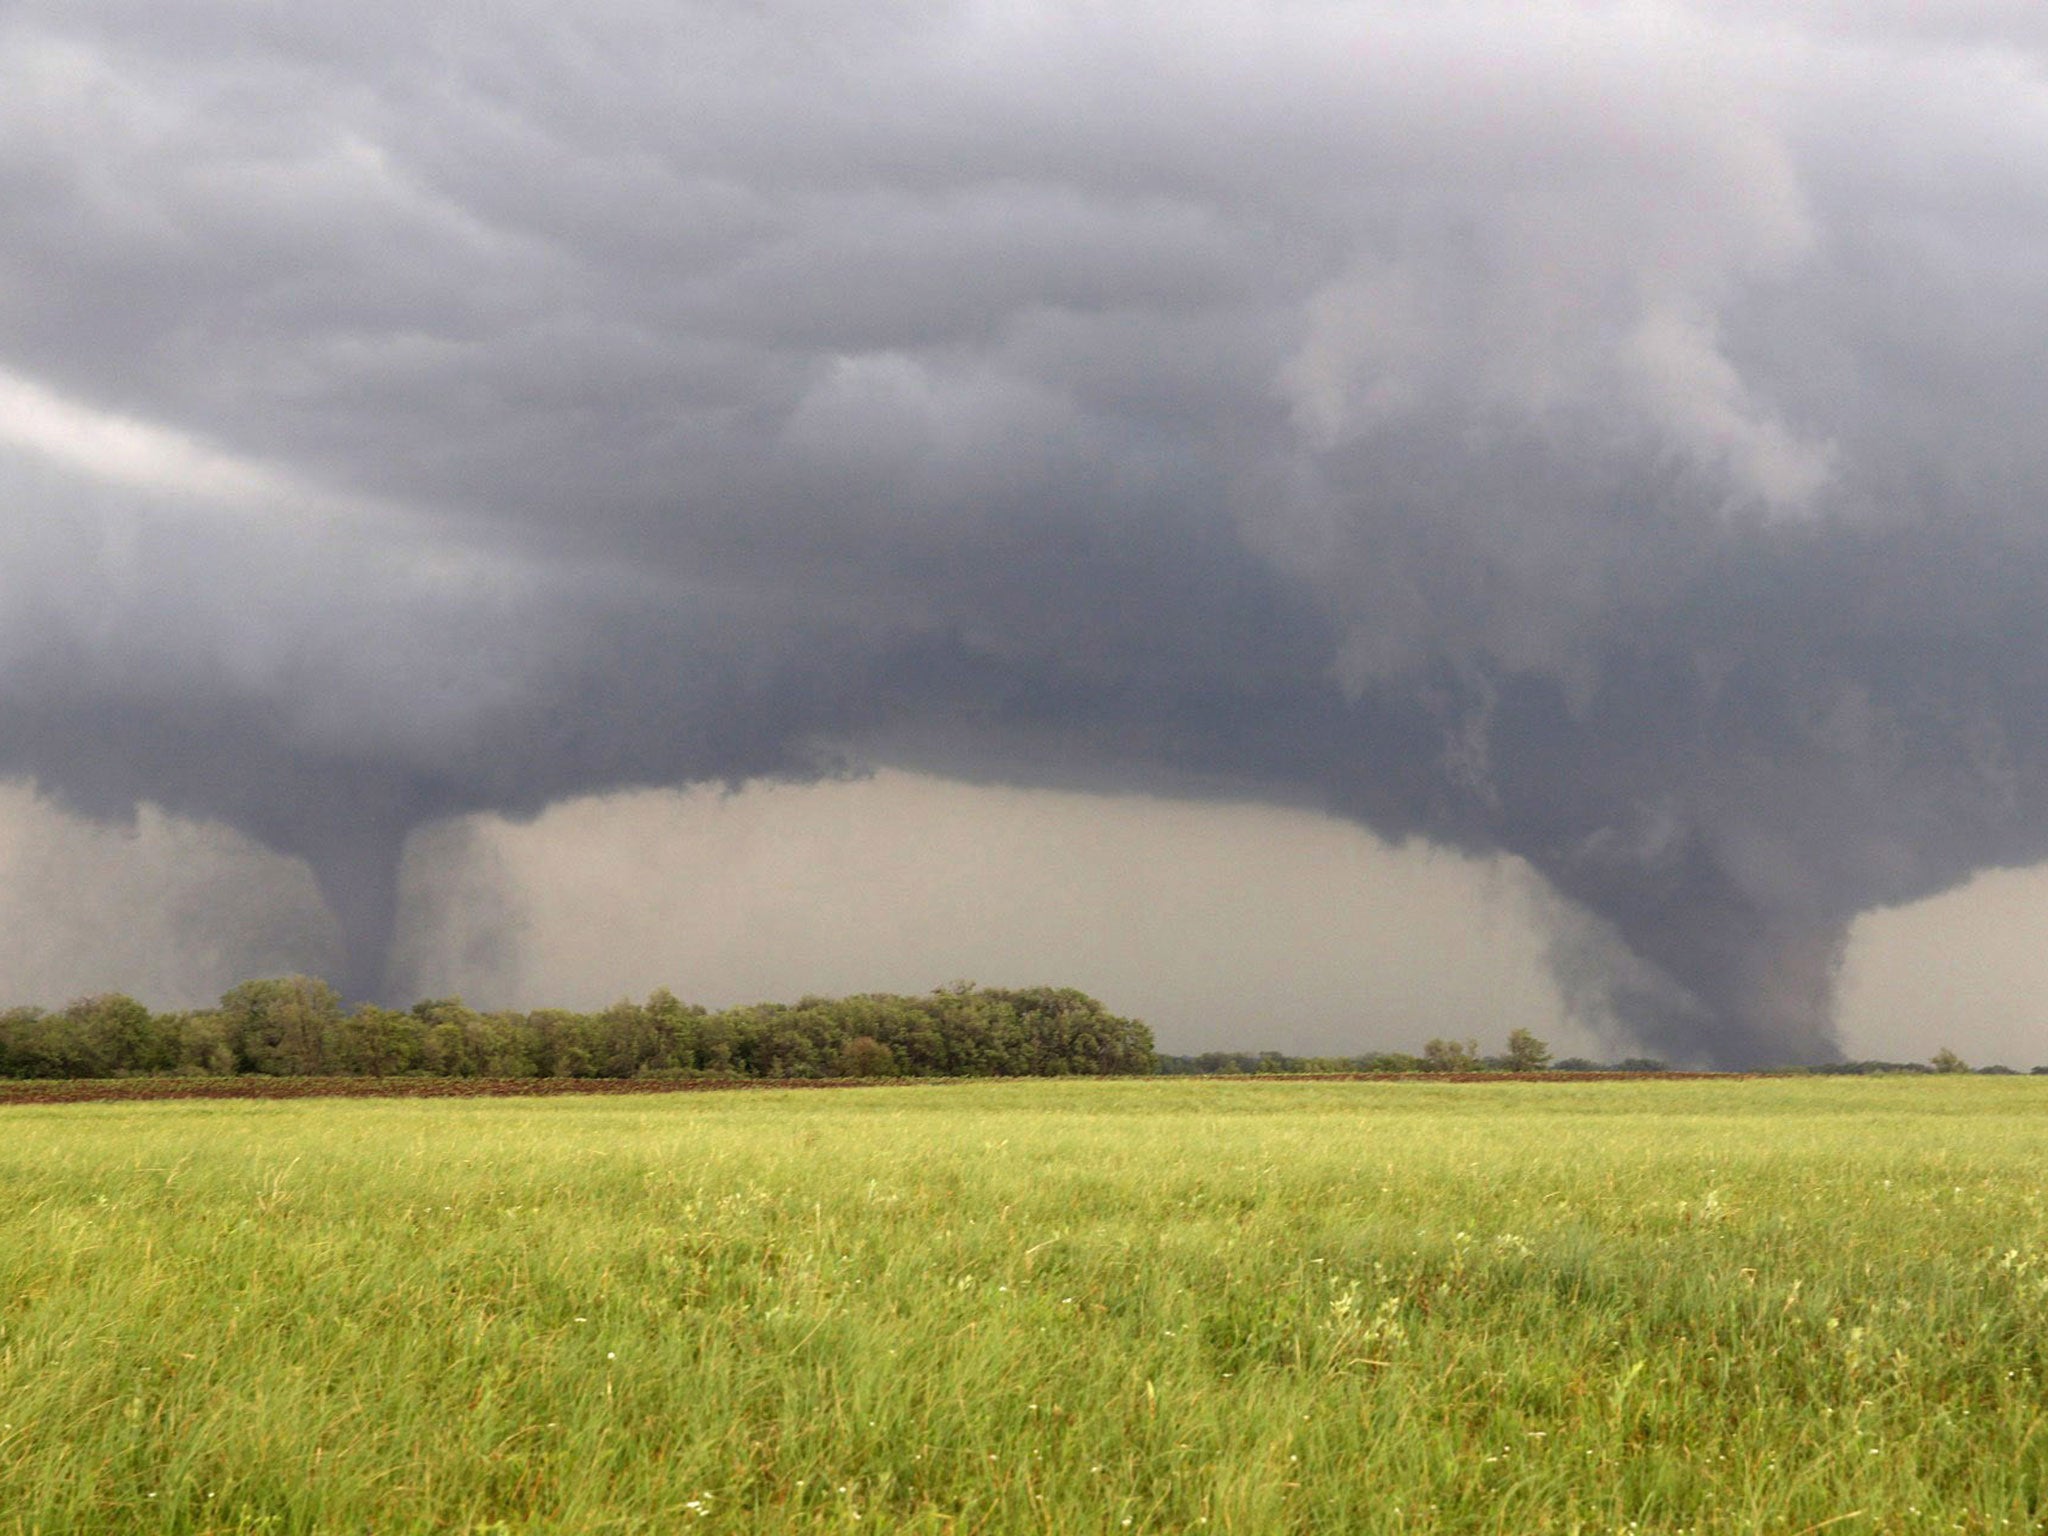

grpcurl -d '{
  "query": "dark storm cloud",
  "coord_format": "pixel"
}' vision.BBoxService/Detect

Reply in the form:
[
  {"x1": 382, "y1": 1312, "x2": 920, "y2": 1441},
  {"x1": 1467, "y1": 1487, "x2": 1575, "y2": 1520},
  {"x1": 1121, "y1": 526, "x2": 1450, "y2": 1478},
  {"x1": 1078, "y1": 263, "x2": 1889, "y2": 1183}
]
[{"x1": 3, "y1": 0, "x2": 2047, "y2": 1059}]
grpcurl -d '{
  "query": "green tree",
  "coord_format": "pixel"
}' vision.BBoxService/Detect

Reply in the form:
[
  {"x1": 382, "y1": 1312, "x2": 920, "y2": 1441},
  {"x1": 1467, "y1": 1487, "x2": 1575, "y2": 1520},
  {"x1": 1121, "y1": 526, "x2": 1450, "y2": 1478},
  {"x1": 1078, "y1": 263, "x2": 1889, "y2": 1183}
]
[
  {"x1": 1930, "y1": 1047, "x2": 1970, "y2": 1074},
  {"x1": 413, "y1": 998, "x2": 484, "y2": 1076},
  {"x1": 175, "y1": 1012, "x2": 236, "y2": 1075},
  {"x1": 836, "y1": 1035, "x2": 898, "y2": 1077},
  {"x1": 467, "y1": 1012, "x2": 540, "y2": 1077},
  {"x1": 1422, "y1": 1037, "x2": 1481, "y2": 1073},
  {"x1": 521, "y1": 1010, "x2": 598, "y2": 1077},
  {"x1": 1503, "y1": 1028, "x2": 1552, "y2": 1072},
  {"x1": 333, "y1": 1006, "x2": 419, "y2": 1077},
  {"x1": 217, "y1": 977, "x2": 343, "y2": 1075},
  {"x1": 643, "y1": 988, "x2": 707, "y2": 1072},
  {"x1": 0, "y1": 1006, "x2": 58, "y2": 1078},
  {"x1": 61, "y1": 994, "x2": 172, "y2": 1075}
]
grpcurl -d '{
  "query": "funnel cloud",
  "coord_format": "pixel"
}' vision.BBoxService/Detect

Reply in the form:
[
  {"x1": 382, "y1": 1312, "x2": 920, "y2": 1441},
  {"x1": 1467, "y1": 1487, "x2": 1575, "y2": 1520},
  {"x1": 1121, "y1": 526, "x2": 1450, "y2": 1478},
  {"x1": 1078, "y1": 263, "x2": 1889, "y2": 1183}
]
[{"x1": 5, "y1": 1, "x2": 2048, "y2": 1063}]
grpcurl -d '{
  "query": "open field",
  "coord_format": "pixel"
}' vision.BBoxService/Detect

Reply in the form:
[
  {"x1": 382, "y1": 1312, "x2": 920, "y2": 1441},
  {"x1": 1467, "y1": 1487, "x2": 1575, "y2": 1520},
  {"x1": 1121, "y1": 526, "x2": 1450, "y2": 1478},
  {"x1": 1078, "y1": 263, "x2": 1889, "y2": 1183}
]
[{"x1": 2, "y1": 1080, "x2": 2046, "y2": 1534}]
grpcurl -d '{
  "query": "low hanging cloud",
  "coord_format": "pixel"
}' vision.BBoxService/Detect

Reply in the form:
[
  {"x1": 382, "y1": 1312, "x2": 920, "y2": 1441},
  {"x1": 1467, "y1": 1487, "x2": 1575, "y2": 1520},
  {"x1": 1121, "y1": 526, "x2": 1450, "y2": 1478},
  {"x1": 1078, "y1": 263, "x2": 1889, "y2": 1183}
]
[
  {"x1": 3, "y1": 0, "x2": 2048, "y2": 1063},
  {"x1": 0, "y1": 782, "x2": 332, "y2": 1003}
]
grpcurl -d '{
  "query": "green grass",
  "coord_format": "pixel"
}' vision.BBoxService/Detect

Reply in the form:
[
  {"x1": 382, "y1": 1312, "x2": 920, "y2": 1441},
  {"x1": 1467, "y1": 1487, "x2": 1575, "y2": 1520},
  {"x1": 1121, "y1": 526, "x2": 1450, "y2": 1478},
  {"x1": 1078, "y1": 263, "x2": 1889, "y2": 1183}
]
[{"x1": 3, "y1": 1078, "x2": 2047, "y2": 1534}]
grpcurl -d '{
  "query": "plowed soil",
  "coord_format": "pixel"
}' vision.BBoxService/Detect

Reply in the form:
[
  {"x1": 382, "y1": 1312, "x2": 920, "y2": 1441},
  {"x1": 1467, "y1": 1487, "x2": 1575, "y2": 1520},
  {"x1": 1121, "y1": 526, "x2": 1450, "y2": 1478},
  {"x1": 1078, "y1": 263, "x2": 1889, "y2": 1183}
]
[{"x1": 0, "y1": 1070, "x2": 1745, "y2": 1104}]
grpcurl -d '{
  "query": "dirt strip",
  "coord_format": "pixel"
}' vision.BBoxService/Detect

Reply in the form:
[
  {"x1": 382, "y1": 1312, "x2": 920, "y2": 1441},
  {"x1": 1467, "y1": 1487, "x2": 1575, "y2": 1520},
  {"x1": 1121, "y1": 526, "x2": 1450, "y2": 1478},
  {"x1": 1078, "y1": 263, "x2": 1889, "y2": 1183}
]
[
  {"x1": 0, "y1": 1075, "x2": 896, "y2": 1105},
  {"x1": 0, "y1": 1070, "x2": 1777, "y2": 1105}
]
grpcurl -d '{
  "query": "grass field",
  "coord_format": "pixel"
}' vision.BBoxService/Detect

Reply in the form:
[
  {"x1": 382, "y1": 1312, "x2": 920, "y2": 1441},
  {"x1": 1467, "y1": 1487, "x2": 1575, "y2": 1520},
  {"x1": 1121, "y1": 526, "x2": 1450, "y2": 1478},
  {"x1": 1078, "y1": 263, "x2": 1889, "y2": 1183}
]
[{"x1": 2, "y1": 1079, "x2": 2046, "y2": 1534}]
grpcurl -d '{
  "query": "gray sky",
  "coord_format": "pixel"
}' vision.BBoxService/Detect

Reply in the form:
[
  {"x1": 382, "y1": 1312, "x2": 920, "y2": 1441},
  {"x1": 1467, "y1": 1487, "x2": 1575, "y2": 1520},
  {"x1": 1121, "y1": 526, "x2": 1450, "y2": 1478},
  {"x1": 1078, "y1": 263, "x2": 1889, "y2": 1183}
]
[{"x1": 5, "y1": 1, "x2": 2048, "y2": 1064}]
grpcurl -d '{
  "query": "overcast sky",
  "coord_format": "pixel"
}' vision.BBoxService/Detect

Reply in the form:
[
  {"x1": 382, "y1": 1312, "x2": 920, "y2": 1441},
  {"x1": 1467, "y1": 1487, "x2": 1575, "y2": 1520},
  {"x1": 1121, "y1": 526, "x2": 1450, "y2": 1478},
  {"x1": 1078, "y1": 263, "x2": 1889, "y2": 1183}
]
[{"x1": 4, "y1": 1, "x2": 2048, "y2": 1065}]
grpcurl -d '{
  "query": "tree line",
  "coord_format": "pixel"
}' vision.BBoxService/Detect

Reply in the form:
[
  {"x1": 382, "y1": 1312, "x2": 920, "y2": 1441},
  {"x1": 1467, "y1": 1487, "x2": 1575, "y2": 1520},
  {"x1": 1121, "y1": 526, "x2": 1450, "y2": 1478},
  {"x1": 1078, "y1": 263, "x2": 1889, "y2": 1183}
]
[
  {"x1": 1156, "y1": 1030, "x2": 1570, "y2": 1075},
  {"x1": 1158, "y1": 1038, "x2": 2046, "y2": 1075},
  {"x1": 0, "y1": 980, "x2": 1155, "y2": 1081},
  {"x1": 3, "y1": 989, "x2": 2031, "y2": 1080}
]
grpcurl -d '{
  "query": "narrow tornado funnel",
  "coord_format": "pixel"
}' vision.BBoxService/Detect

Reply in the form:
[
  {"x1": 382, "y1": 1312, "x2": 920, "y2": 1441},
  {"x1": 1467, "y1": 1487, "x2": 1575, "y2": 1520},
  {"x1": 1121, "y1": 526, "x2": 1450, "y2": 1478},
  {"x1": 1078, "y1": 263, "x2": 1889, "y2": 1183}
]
[{"x1": 300, "y1": 822, "x2": 412, "y2": 1008}]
